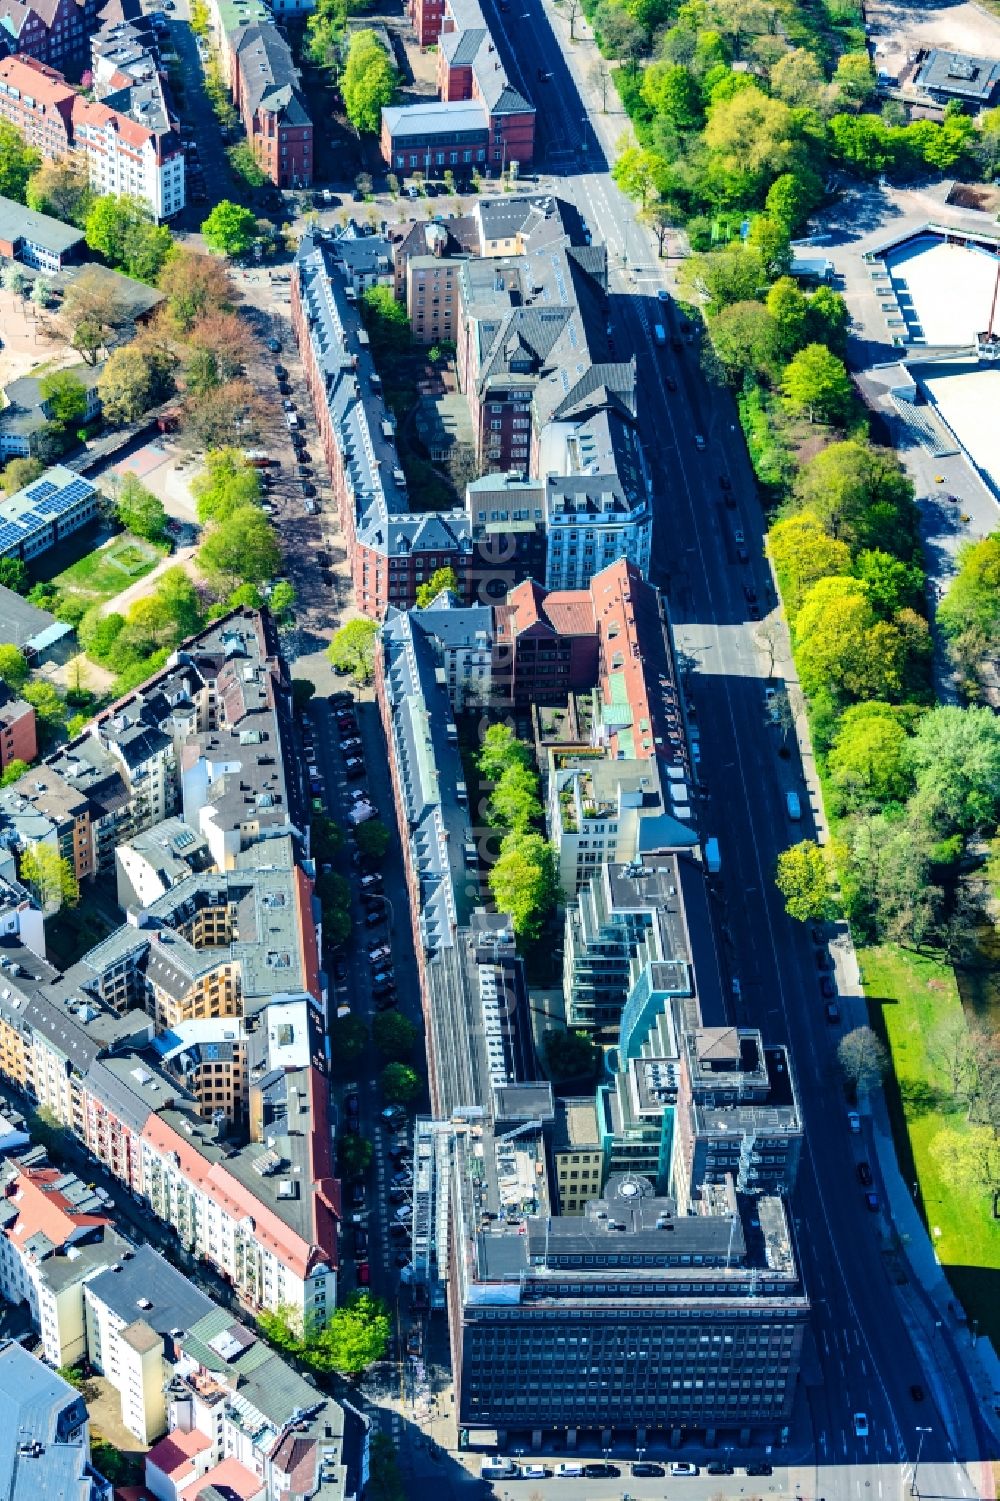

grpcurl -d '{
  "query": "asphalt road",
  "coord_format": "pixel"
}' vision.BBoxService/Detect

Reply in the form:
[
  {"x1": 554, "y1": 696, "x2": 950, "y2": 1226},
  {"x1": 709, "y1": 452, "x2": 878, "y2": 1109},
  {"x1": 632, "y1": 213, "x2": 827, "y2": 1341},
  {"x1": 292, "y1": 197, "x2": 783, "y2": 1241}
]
[{"x1": 463, "y1": 3, "x2": 992, "y2": 1500}]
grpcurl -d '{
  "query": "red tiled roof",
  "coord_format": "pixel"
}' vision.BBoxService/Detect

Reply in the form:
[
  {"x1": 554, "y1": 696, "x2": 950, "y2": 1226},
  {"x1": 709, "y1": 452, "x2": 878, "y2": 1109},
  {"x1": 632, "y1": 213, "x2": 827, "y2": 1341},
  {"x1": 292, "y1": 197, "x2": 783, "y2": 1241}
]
[
  {"x1": 146, "y1": 1427, "x2": 213, "y2": 1481},
  {"x1": 3, "y1": 1166, "x2": 110, "y2": 1252},
  {"x1": 0, "y1": 53, "x2": 75, "y2": 109},
  {"x1": 542, "y1": 590, "x2": 595, "y2": 638},
  {"x1": 179, "y1": 1457, "x2": 264, "y2": 1501}
]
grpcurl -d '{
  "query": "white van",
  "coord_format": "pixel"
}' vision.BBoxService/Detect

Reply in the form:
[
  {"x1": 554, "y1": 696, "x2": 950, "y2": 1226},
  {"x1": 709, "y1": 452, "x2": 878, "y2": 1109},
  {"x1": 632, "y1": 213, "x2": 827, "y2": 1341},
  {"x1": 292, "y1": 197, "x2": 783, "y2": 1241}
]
[
  {"x1": 481, "y1": 1458, "x2": 517, "y2": 1479},
  {"x1": 556, "y1": 1463, "x2": 585, "y2": 1478},
  {"x1": 653, "y1": 323, "x2": 666, "y2": 346}
]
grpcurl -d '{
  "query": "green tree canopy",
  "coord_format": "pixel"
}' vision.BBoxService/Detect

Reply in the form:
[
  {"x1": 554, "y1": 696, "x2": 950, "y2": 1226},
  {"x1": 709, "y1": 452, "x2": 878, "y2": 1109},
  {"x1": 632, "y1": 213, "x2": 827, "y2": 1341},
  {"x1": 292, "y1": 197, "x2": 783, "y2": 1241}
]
[
  {"x1": 0, "y1": 121, "x2": 40, "y2": 203},
  {"x1": 489, "y1": 761, "x2": 542, "y2": 834},
  {"x1": 198, "y1": 506, "x2": 280, "y2": 589},
  {"x1": 360, "y1": 286, "x2": 410, "y2": 355},
  {"x1": 372, "y1": 1009, "x2": 419, "y2": 1061},
  {"x1": 476, "y1": 722, "x2": 533, "y2": 784},
  {"x1": 781, "y1": 344, "x2": 853, "y2": 424},
  {"x1": 906, "y1": 705, "x2": 1000, "y2": 836},
  {"x1": 330, "y1": 1013, "x2": 368, "y2": 1071},
  {"x1": 355, "y1": 818, "x2": 391, "y2": 863},
  {"x1": 114, "y1": 473, "x2": 167, "y2": 541},
  {"x1": 192, "y1": 448, "x2": 263, "y2": 523},
  {"x1": 828, "y1": 703, "x2": 914, "y2": 811},
  {"x1": 938, "y1": 532, "x2": 1000, "y2": 674},
  {"x1": 544, "y1": 1027, "x2": 599, "y2": 1083},
  {"x1": 793, "y1": 439, "x2": 916, "y2": 554},
  {"x1": 853, "y1": 549, "x2": 924, "y2": 619},
  {"x1": 1, "y1": 458, "x2": 43, "y2": 497},
  {"x1": 342, "y1": 29, "x2": 398, "y2": 134},
  {"x1": 795, "y1": 575, "x2": 907, "y2": 701},
  {"x1": 767, "y1": 511, "x2": 853, "y2": 620},
  {"x1": 0, "y1": 759, "x2": 30, "y2": 787},
  {"x1": 381, "y1": 1061, "x2": 421, "y2": 1103},
  {"x1": 0, "y1": 644, "x2": 29, "y2": 692},
  {"x1": 201, "y1": 200, "x2": 258, "y2": 258},
  {"x1": 328, "y1": 618, "x2": 379, "y2": 684},
  {"x1": 612, "y1": 144, "x2": 670, "y2": 208},
  {"x1": 775, "y1": 839, "x2": 838, "y2": 922},
  {"x1": 641, "y1": 61, "x2": 703, "y2": 130},
  {"x1": 703, "y1": 84, "x2": 797, "y2": 198},
  {"x1": 679, "y1": 244, "x2": 768, "y2": 313},
  {"x1": 97, "y1": 343, "x2": 175, "y2": 426},
  {"x1": 39, "y1": 370, "x2": 88, "y2": 428},
  {"x1": 707, "y1": 299, "x2": 778, "y2": 381},
  {"x1": 415, "y1": 566, "x2": 459, "y2": 607},
  {"x1": 339, "y1": 1133, "x2": 373, "y2": 1179},
  {"x1": 19, "y1": 845, "x2": 79, "y2": 911},
  {"x1": 929, "y1": 1126, "x2": 1000, "y2": 1209},
  {"x1": 26, "y1": 157, "x2": 93, "y2": 225},
  {"x1": 837, "y1": 1025, "x2": 889, "y2": 1096},
  {"x1": 488, "y1": 831, "x2": 560, "y2": 941},
  {"x1": 0, "y1": 558, "x2": 29, "y2": 594}
]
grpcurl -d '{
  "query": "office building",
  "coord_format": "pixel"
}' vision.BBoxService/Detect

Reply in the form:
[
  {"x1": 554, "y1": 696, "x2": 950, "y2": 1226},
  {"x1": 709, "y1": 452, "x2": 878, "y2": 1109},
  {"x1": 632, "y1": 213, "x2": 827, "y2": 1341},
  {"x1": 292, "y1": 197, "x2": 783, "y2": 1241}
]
[{"x1": 0, "y1": 465, "x2": 98, "y2": 563}]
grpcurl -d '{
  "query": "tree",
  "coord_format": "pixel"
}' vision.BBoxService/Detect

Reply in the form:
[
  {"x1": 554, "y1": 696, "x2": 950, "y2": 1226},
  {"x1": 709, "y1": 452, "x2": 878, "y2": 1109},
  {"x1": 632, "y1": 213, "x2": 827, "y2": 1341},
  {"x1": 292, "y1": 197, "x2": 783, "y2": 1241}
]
[
  {"x1": 0, "y1": 121, "x2": 40, "y2": 203},
  {"x1": 929, "y1": 1126, "x2": 1000, "y2": 1213},
  {"x1": 489, "y1": 760, "x2": 541, "y2": 833},
  {"x1": 22, "y1": 679, "x2": 66, "y2": 746},
  {"x1": 938, "y1": 532, "x2": 1000, "y2": 674},
  {"x1": 489, "y1": 831, "x2": 560, "y2": 941},
  {"x1": 381, "y1": 1062, "x2": 421, "y2": 1103},
  {"x1": 781, "y1": 344, "x2": 853, "y2": 424},
  {"x1": 0, "y1": 557, "x2": 29, "y2": 593},
  {"x1": 853, "y1": 549, "x2": 924, "y2": 620},
  {"x1": 678, "y1": 244, "x2": 768, "y2": 312},
  {"x1": 360, "y1": 285, "x2": 410, "y2": 354},
  {"x1": 770, "y1": 46, "x2": 825, "y2": 106},
  {"x1": 26, "y1": 157, "x2": 93, "y2": 225},
  {"x1": 201, "y1": 200, "x2": 258, "y2": 258},
  {"x1": 765, "y1": 275, "x2": 809, "y2": 358},
  {"x1": 19, "y1": 844, "x2": 79, "y2": 911},
  {"x1": 765, "y1": 168, "x2": 823, "y2": 235},
  {"x1": 84, "y1": 194, "x2": 149, "y2": 267},
  {"x1": 184, "y1": 311, "x2": 246, "y2": 391},
  {"x1": 476, "y1": 722, "x2": 533, "y2": 784},
  {"x1": 269, "y1": 579, "x2": 296, "y2": 622},
  {"x1": 182, "y1": 377, "x2": 266, "y2": 450},
  {"x1": 192, "y1": 448, "x2": 262, "y2": 523},
  {"x1": 589, "y1": 57, "x2": 612, "y2": 112},
  {"x1": 152, "y1": 566, "x2": 202, "y2": 638},
  {"x1": 795, "y1": 576, "x2": 906, "y2": 701},
  {"x1": 198, "y1": 506, "x2": 280, "y2": 589},
  {"x1": 707, "y1": 299, "x2": 778, "y2": 381},
  {"x1": 906, "y1": 705, "x2": 1000, "y2": 837},
  {"x1": 339, "y1": 1133, "x2": 373, "y2": 1179},
  {"x1": 794, "y1": 439, "x2": 916, "y2": 553},
  {"x1": 330, "y1": 1013, "x2": 368, "y2": 1071},
  {"x1": 775, "y1": 839, "x2": 838, "y2": 922},
  {"x1": 703, "y1": 85, "x2": 797, "y2": 198},
  {"x1": 0, "y1": 759, "x2": 30, "y2": 787},
  {"x1": 372, "y1": 1010, "x2": 418, "y2": 1061},
  {"x1": 641, "y1": 61, "x2": 703, "y2": 130},
  {"x1": 415, "y1": 566, "x2": 459, "y2": 607},
  {"x1": 354, "y1": 818, "x2": 391, "y2": 863},
  {"x1": 342, "y1": 29, "x2": 398, "y2": 134},
  {"x1": 368, "y1": 1433, "x2": 406, "y2": 1501},
  {"x1": 114, "y1": 473, "x2": 167, "y2": 541},
  {"x1": 838, "y1": 1025, "x2": 889, "y2": 1096},
  {"x1": 767, "y1": 511, "x2": 853, "y2": 620},
  {"x1": 927, "y1": 1016, "x2": 979, "y2": 1107},
  {"x1": 328, "y1": 618, "x2": 379, "y2": 685},
  {"x1": 544, "y1": 1027, "x2": 598, "y2": 1082},
  {"x1": 318, "y1": 1292, "x2": 391, "y2": 1375},
  {"x1": 833, "y1": 51, "x2": 877, "y2": 108},
  {"x1": 98, "y1": 343, "x2": 175, "y2": 426},
  {"x1": 158, "y1": 248, "x2": 234, "y2": 332},
  {"x1": 1, "y1": 458, "x2": 43, "y2": 498},
  {"x1": 612, "y1": 144, "x2": 669, "y2": 210},
  {"x1": 828, "y1": 704, "x2": 913, "y2": 811},
  {"x1": 0, "y1": 645, "x2": 29, "y2": 692},
  {"x1": 61, "y1": 267, "x2": 132, "y2": 365},
  {"x1": 807, "y1": 284, "x2": 850, "y2": 357},
  {"x1": 37, "y1": 370, "x2": 87, "y2": 430}
]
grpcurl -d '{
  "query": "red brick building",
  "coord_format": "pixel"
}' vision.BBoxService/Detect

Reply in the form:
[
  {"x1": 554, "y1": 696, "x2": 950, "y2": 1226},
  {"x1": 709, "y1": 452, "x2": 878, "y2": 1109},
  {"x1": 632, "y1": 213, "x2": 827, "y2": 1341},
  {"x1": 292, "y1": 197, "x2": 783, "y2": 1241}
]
[
  {"x1": 0, "y1": 54, "x2": 74, "y2": 153},
  {"x1": 0, "y1": 0, "x2": 100, "y2": 72},
  {"x1": 494, "y1": 579, "x2": 599, "y2": 705},
  {"x1": 232, "y1": 23, "x2": 312, "y2": 188},
  {"x1": 0, "y1": 691, "x2": 37, "y2": 774}
]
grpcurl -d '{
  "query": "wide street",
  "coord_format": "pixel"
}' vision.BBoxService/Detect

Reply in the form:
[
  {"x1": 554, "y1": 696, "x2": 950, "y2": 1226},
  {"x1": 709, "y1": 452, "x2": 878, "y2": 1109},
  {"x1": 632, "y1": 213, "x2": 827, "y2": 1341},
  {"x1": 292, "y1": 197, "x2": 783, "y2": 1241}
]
[{"x1": 464, "y1": 2, "x2": 997, "y2": 1501}]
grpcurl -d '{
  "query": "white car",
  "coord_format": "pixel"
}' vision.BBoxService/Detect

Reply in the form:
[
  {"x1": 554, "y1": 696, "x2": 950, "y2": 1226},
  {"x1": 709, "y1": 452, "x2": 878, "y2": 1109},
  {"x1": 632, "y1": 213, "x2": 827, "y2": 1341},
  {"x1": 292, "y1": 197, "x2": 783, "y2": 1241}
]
[
  {"x1": 848, "y1": 1111, "x2": 861, "y2": 1134},
  {"x1": 671, "y1": 1462, "x2": 700, "y2": 1477},
  {"x1": 854, "y1": 1412, "x2": 868, "y2": 1438},
  {"x1": 519, "y1": 1465, "x2": 549, "y2": 1479}
]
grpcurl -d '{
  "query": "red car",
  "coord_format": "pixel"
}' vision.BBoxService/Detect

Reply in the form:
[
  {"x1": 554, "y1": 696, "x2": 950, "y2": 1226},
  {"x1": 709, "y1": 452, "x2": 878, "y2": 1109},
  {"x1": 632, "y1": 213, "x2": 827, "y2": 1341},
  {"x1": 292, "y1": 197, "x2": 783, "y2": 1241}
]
[{"x1": 357, "y1": 1261, "x2": 370, "y2": 1286}]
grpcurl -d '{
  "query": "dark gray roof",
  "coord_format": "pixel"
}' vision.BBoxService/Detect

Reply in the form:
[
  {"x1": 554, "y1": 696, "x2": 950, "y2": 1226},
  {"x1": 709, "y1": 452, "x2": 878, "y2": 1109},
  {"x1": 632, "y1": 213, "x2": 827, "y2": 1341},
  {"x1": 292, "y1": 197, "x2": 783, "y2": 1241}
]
[
  {"x1": 0, "y1": 585, "x2": 65, "y2": 652},
  {"x1": 0, "y1": 196, "x2": 84, "y2": 257},
  {"x1": 85, "y1": 1243, "x2": 214, "y2": 1335},
  {"x1": 234, "y1": 24, "x2": 310, "y2": 124},
  {"x1": 0, "y1": 1342, "x2": 92, "y2": 1501},
  {"x1": 441, "y1": 24, "x2": 485, "y2": 65}
]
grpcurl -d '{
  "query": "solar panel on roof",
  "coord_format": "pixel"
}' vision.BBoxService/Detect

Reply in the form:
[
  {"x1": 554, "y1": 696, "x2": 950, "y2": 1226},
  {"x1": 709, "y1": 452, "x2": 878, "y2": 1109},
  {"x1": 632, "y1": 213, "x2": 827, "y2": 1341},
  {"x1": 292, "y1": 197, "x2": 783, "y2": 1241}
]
[
  {"x1": 0, "y1": 524, "x2": 26, "y2": 550},
  {"x1": 25, "y1": 481, "x2": 56, "y2": 502}
]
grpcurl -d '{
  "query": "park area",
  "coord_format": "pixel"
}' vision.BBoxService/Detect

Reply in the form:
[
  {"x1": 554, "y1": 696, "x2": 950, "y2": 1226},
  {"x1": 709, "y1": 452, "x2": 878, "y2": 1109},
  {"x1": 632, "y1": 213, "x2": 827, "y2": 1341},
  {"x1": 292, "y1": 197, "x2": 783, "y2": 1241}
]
[
  {"x1": 51, "y1": 532, "x2": 168, "y2": 613},
  {"x1": 863, "y1": 944, "x2": 1000, "y2": 1345}
]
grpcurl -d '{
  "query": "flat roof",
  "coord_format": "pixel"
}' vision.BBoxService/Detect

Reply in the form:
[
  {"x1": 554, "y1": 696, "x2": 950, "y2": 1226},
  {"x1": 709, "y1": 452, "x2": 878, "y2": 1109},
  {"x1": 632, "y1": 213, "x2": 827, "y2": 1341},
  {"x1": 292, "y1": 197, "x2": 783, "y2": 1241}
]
[
  {"x1": 918, "y1": 363, "x2": 1000, "y2": 497},
  {"x1": 382, "y1": 100, "x2": 487, "y2": 138},
  {"x1": 884, "y1": 233, "x2": 1000, "y2": 347},
  {"x1": 0, "y1": 195, "x2": 84, "y2": 255}
]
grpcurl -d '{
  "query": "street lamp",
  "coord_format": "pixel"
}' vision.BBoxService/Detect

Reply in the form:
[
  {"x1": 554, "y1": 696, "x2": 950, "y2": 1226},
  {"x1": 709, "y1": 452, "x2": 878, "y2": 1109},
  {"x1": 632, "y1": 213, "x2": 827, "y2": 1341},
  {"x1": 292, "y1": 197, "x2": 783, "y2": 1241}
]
[{"x1": 911, "y1": 1426, "x2": 932, "y2": 1496}]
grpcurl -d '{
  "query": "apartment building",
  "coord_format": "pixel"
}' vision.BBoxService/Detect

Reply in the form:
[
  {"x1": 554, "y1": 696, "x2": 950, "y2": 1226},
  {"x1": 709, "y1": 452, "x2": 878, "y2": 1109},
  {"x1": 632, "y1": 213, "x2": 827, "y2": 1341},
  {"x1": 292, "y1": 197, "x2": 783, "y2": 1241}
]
[
  {"x1": 0, "y1": 360, "x2": 104, "y2": 459},
  {"x1": 494, "y1": 576, "x2": 599, "y2": 704},
  {"x1": 0, "y1": 689, "x2": 37, "y2": 773},
  {"x1": 0, "y1": 1340, "x2": 110, "y2": 1501},
  {"x1": 0, "y1": 1158, "x2": 127, "y2": 1366},
  {"x1": 394, "y1": 589, "x2": 494, "y2": 711},
  {"x1": 551, "y1": 1095, "x2": 602, "y2": 1214},
  {"x1": 394, "y1": 0, "x2": 534, "y2": 168},
  {"x1": 0, "y1": 0, "x2": 100, "y2": 71},
  {"x1": 0, "y1": 53, "x2": 184, "y2": 221},
  {"x1": 232, "y1": 24, "x2": 312, "y2": 189}
]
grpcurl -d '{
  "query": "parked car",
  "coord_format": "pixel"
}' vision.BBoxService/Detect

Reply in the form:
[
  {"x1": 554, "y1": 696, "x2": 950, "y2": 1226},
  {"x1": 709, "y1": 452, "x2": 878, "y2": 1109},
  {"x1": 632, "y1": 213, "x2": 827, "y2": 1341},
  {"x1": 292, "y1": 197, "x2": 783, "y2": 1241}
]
[
  {"x1": 266, "y1": 338, "x2": 282, "y2": 353},
  {"x1": 349, "y1": 1182, "x2": 364, "y2": 1208},
  {"x1": 352, "y1": 1226, "x2": 368, "y2": 1259},
  {"x1": 633, "y1": 1462, "x2": 665, "y2": 1477},
  {"x1": 856, "y1": 1162, "x2": 873, "y2": 1187},
  {"x1": 670, "y1": 1463, "x2": 699, "y2": 1477},
  {"x1": 357, "y1": 1261, "x2": 370, "y2": 1285},
  {"x1": 820, "y1": 976, "x2": 836, "y2": 999},
  {"x1": 345, "y1": 1092, "x2": 359, "y2": 1117},
  {"x1": 825, "y1": 1000, "x2": 841, "y2": 1024},
  {"x1": 373, "y1": 989, "x2": 398, "y2": 1010},
  {"x1": 854, "y1": 1412, "x2": 869, "y2": 1438},
  {"x1": 369, "y1": 945, "x2": 391, "y2": 965},
  {"x1": 345, "y1": 758, "x2": 365, "y2": 778},
  {"x1": 707, "y1": 1462, "x2": 734, "y2": 1475},
  {"x1": 746, "y1": 1463, "x2": 773, "y2": 1476},
  {"x1": 371, "y1": 969, "x2": 394, "y2": 988},
  {"x1": 865, "y1": 1190, "x2": 880, "y2": 1212}
]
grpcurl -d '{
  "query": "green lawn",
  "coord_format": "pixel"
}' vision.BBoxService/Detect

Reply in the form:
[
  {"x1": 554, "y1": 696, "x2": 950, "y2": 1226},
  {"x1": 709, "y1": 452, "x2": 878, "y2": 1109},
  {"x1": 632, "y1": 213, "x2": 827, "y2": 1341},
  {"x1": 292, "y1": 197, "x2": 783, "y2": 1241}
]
[
  {"x1": 53, "y1": 533, "x2": 166, "y2": 607},
  {"x1": 861, "y1": 944, "x2": 1000, "y2": 1343}
]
